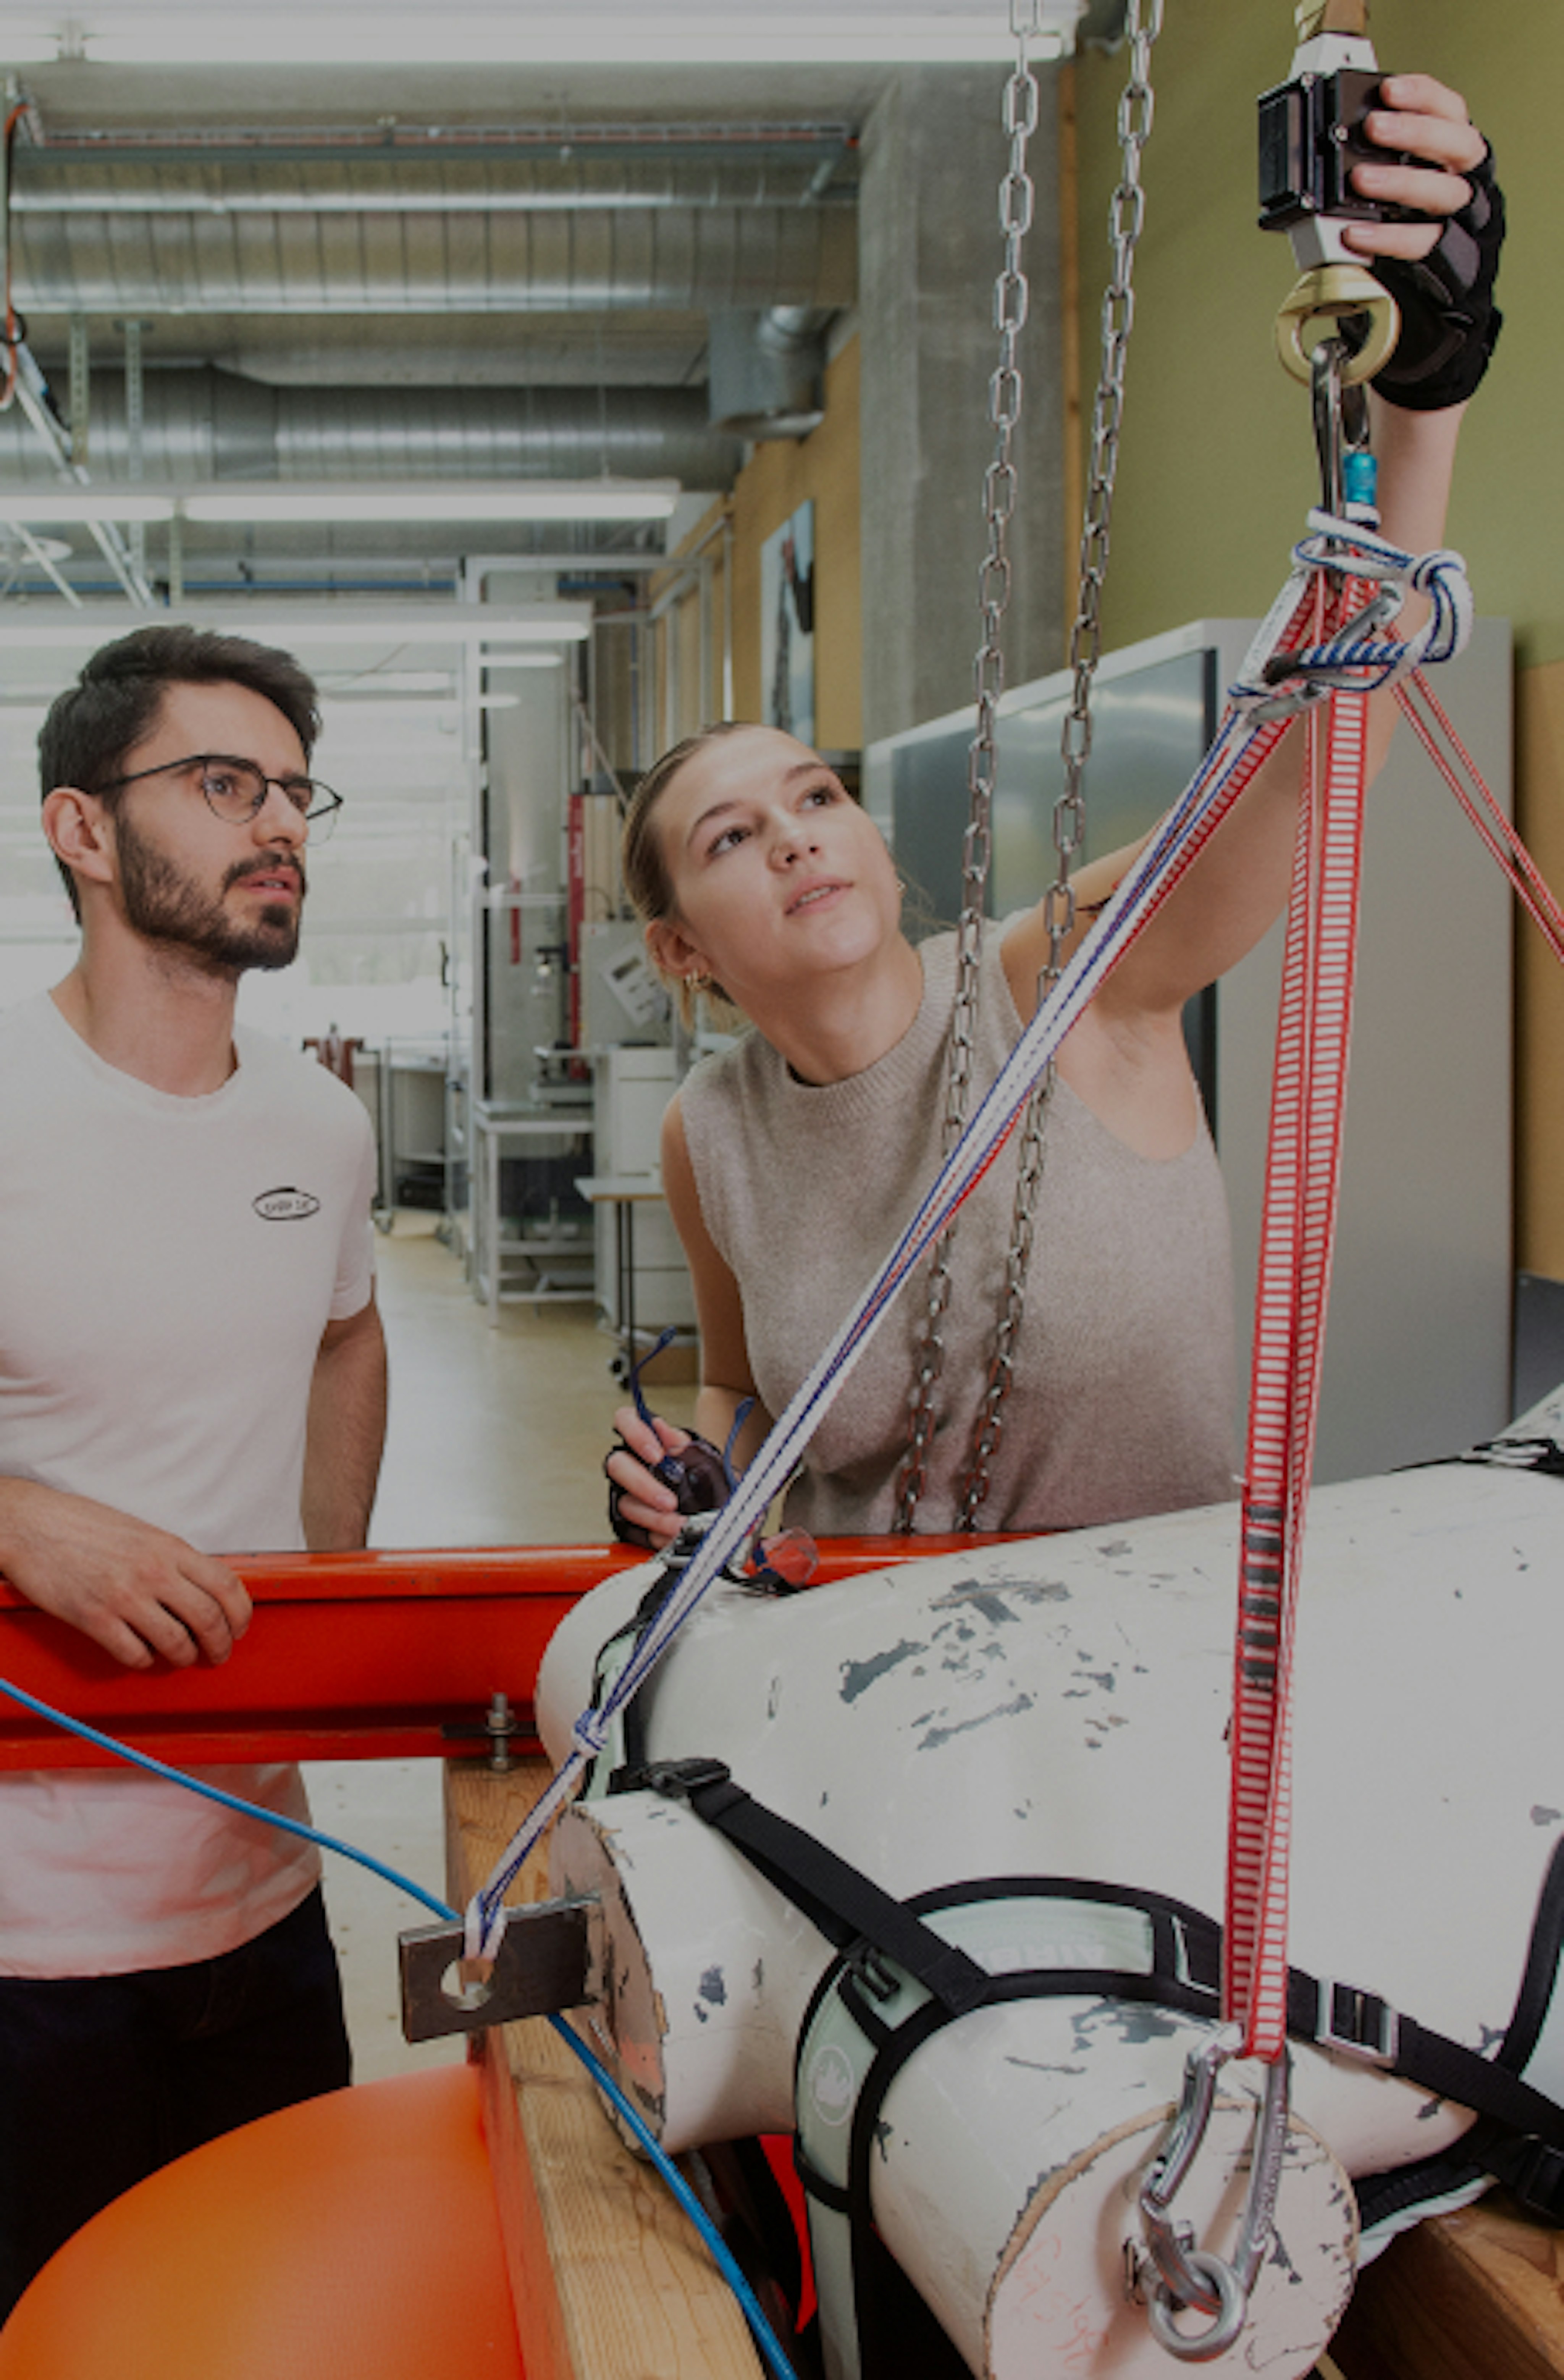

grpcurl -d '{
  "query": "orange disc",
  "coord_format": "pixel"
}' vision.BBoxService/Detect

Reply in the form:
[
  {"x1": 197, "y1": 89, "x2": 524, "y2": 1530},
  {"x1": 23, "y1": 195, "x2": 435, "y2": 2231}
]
[{"x1": 0, "y1": 2063, "x2": 524, "y2": 2380}]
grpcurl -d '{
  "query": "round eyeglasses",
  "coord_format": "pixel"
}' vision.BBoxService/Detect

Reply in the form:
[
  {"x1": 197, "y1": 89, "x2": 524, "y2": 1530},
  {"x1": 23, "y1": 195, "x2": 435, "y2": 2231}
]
[{"x1": 94, "y1": 753, "x2": 344, "y2": 842}]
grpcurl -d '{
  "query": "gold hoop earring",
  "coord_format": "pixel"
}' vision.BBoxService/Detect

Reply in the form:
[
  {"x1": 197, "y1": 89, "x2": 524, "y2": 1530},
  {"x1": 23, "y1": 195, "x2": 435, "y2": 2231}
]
[
  {"x1": 686, "y1": 971, "x2": 713, "y2": 994},
  {"x1": 895, "y1": 876, "x2": 908, "y2": 896}
]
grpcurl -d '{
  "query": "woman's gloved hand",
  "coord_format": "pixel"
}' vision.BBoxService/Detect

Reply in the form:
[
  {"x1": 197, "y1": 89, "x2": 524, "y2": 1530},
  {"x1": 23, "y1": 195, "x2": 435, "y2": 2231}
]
[{"x1": 605, "y1": 1406, "x2": 732, "y2": 1550}]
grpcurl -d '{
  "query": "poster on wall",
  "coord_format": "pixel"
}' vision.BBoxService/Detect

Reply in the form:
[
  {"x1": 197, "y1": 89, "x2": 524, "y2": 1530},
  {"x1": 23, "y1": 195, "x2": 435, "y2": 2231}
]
[{"x1": 760, "y1": 499, "x2": 815, "y2": 746}]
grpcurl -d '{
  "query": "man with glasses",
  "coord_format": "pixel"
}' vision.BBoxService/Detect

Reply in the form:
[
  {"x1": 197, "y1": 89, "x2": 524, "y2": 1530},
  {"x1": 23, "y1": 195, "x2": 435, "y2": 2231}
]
[{"x1": 0, "y1": 625, "x2": 386, "y2": 2316}]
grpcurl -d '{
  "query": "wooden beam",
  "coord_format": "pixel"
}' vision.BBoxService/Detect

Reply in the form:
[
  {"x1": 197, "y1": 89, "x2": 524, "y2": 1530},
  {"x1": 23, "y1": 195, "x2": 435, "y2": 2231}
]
[
  {"x1": 1334, "y1": 2196, "x2": 1564, "y2": 2380},
  {"x1": 446, "y1": 1756, "x2": 764, "y2": 2380}
]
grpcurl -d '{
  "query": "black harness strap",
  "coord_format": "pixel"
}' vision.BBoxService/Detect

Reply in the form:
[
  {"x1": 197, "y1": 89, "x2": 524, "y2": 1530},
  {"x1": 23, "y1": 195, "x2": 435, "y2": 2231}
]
[
  {"x1": 582, "y1": 1570, "x2": 683, "y2": 1794},
  {"x1": 645, "y1": 1763, "x2": 1564, "y2": 2195},
  {"x1": 635, "y1": 1764, "x2": 1564, "y2": 2373},
  {"x1": 630, "y1": 1757, "x2": 990, "y2": 2017}
]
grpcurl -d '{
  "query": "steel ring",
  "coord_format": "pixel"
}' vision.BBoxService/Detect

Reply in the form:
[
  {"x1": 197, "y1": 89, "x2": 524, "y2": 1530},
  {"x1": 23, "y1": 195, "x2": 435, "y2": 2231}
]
[
  {"x1": 1145, "y1": 2251, "x2": 1249, "y2": 2364},
  {"x1": 1275, "y1": 265, "x2": 1401, "y2": 387}
]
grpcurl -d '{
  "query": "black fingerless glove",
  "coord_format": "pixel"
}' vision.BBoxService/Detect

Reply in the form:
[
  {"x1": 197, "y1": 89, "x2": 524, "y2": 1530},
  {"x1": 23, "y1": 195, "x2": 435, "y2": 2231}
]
[
  {"x1": 1371, "y1": 145, "x2": 1504, "y2": 411},
  {"x1": 606, "y1": 1430, "x2": 732, "y2": 1550}
]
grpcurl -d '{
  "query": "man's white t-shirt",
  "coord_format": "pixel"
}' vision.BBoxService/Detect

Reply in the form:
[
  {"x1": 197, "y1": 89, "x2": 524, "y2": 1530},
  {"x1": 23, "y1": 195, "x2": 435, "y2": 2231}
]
[{"x1": 0, "y1": 992, "x2": 376, "y2": 1976}]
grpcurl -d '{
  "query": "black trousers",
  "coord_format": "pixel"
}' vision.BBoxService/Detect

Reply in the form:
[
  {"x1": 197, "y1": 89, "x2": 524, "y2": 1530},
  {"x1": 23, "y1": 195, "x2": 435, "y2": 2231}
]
[{"x1": 0, "y1": 1884, "x2": 351, "y2": 2322}]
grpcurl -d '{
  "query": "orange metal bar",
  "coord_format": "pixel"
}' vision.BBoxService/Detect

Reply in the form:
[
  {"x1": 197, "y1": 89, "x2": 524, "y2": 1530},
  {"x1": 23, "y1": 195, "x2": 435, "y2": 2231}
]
[{"x1": 0, "y1": 1538, "x2": 994, "y2": 1769}]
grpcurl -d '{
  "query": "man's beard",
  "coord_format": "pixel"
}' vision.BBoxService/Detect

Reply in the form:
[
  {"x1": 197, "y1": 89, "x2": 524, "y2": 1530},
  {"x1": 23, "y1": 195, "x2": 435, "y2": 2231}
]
[{"x1": 115, "y1": 812, "x2": 305, "y2": 977}]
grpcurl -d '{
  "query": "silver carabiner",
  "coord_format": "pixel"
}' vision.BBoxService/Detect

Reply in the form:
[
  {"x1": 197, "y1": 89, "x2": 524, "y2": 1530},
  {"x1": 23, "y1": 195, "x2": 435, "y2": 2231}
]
[
  {"x1": 1137, "y1": 2031, "x2": 1293, "y2": 2363},
  {"x1": 1312, "y1": 338, "x2": 1373, "y2": 532}
]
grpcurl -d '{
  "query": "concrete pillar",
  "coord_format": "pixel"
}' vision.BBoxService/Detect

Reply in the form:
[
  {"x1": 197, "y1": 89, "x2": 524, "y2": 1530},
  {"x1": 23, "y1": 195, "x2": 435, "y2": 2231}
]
[{"x1": 859, "y1": 65, "x2": 1066, "y2": 746}]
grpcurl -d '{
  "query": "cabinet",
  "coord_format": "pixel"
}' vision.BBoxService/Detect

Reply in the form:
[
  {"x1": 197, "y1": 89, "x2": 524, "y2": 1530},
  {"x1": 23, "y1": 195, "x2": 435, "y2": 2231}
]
[{"x1": 590, "y1": 1047, "x2": 696, "y2": 1339}]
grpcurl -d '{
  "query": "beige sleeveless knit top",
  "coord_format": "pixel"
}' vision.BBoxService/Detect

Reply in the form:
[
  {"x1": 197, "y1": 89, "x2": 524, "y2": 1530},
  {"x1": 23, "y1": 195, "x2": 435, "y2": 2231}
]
[{"x1": 679, "y1": 929, "x2": 1237, "y2": 1536}]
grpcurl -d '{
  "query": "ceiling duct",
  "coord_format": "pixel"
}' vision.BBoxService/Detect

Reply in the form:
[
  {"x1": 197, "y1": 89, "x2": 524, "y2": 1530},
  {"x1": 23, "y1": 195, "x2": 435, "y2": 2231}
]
[
  {"x1": 707, "y1": 307, "x2": 829, "y2": 440},
  {"x1": 0, "y1": 367, "x2": 743, "y2": 489},
  {"x1": 10, "y1": 197, "x2": 855, "y2": 319},
  {"x1": 8, "y1": 144, "x2": 856, "y2": 215}
]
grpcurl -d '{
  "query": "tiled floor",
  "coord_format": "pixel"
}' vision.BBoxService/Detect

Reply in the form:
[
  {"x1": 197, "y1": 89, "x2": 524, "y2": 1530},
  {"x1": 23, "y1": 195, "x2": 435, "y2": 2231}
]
[{"x1": 305, "y1": 1215, "x2": 695, "y2": 2082}]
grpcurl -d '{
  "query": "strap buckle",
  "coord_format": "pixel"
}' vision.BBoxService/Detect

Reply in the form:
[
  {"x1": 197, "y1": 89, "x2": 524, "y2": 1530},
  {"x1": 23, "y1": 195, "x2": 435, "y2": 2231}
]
[
  {"x1": 1318, "y1": 1979, "x2": 1399, "y2": 2066},
  {"x1": 635, "y1": 1756, "x2": 733, "y2": 1799},
  {"x1": 843, "y1": 1938, "x2": 902, "y2": 2004},
  {"x1": 1503, "y1": 2138, "x2": 1564, "y2": 2223}
]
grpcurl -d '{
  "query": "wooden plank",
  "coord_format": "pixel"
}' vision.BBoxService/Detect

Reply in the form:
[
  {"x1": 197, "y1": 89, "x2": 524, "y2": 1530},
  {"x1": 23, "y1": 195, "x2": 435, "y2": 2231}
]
[
  {"x1": 446, "y1": 1756, "x2": 763, "y2": 2380},
  {"x1": 1334, "y1": 2196, "x2": 1564, "y2": 2380}
]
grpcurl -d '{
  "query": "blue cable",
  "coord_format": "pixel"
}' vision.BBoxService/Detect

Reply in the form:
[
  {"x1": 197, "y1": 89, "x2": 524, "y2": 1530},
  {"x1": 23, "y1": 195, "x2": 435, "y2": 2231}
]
[
  {"x1": 544, "y1": 2013, "x2": 798, "y2": 2380},
  {"x1": 0, "y1": 1671, "x2": 798, "y2": 2379},
  {"x1": 0, "y1": 1675, "x2": 454, "y2": 1920}
]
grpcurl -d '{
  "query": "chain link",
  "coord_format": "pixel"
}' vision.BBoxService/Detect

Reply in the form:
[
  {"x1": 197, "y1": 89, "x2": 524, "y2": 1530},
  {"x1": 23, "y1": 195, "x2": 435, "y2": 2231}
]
[
  {"x1": 953, "y1": 0, "x2": 1164, "y2": 1527},
  {"x1": 892, "y1": 0, "x2": 1163, "y2": 1530},
  {"x1": 894, "y1": 0, "x2": 1044, "y2": 1532}
]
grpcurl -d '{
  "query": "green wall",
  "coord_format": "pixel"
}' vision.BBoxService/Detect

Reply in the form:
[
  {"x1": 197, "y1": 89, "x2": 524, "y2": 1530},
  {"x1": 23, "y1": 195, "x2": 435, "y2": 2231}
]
[{"x1": 1073, "y1": 0, "x2": 1560, "y2": 669}]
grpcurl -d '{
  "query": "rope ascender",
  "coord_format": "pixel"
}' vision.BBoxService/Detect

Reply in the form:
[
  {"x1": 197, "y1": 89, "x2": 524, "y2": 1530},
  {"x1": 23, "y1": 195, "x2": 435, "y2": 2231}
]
[{"x1": 896, "y1": 0, "x2": 1164, "y2": 1531}]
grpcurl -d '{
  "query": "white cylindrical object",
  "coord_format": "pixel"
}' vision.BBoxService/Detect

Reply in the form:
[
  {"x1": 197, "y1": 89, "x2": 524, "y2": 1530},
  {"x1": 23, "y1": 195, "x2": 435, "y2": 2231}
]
[{"x1": 538, "y1": 1449, "x2": 1564, "y2": 2376}]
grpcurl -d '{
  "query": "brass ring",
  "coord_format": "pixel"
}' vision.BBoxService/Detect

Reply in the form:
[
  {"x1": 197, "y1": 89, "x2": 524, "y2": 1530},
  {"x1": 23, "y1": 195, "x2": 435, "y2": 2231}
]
[{"x1": 1274, "y1": 264, "x2": 1401, "y2": 386}]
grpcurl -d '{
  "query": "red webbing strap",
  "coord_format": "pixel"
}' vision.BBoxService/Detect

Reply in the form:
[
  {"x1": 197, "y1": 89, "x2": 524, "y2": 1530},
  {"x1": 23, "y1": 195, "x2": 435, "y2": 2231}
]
[
  {"x1": 1226, "y1": 581, "x2": 1371, "y2": 2062},
  {"x1": 1397, "y1": 670, "x2": 1564, "y2": 968}
]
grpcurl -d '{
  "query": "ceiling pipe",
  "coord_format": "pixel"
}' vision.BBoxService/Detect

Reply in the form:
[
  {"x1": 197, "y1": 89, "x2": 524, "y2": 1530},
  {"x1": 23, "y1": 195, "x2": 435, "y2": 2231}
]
[
  {"x1": 18, "y1": 120, "x2": 858, "y2": 161},
  {"x1": 8, "y1": 150, "x2": 856, "y2": 214},
  {"x1": 10, "y1": 202, "x2": 855, "y2": 317},
  {"x1": 708, "y1": 306, "x2": 831, "y2": 439},
  {"x1": 0, "y1": 367, "x2": 744, "y2": 489}
]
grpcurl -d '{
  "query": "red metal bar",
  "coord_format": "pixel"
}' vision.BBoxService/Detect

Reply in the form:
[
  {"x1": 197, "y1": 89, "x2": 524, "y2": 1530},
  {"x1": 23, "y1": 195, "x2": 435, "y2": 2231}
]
[{"x1": 0, "y1": 1538, "x2": 995, "y2": 1769}]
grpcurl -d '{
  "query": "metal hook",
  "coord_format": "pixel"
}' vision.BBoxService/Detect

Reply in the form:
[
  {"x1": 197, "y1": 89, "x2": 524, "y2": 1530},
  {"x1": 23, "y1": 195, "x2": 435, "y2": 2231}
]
[
  {"x1": 1311, "y1": 336, "x2": 1375, "y2": 524},
  {"x1": 1312, "y1": 338, "x2": 1348, "y2": 519},
  {"x1": 1137, "y1": 2030, "x2": 1293, "y2": 2363}
]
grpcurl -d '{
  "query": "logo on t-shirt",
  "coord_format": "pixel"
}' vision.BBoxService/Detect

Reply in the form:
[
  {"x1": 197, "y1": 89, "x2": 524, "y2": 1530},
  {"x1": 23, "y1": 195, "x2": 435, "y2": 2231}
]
[{"x1": 253, "y1": 1186, "x2": 322, "y2": 1222}]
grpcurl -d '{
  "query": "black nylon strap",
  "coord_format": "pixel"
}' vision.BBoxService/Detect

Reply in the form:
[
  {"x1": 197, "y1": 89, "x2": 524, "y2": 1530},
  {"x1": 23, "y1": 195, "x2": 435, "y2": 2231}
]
[
  {"x1": 653, "y1": 1763, "x2": 1564, "y2": 2191},
  {"x1": 793, "y1": 2138, "x2": 851, "y2": 2213},
  {"x1": 1498, "y1": 1836, "x2": 1564, "y2": 2072},
  {"x1": 586, "y1": 1570, "x2": 680, "y2": 1791},
  {"x1": 1392, "y1": 2017, "x2": 1564, "y2": 2152},
  {"x1": 1354, "y1": 2141, "x2": 1493, "y2": 2236},
  {"x1": 652, "y1": 1763, "x2": 990, "y2": 2018}
]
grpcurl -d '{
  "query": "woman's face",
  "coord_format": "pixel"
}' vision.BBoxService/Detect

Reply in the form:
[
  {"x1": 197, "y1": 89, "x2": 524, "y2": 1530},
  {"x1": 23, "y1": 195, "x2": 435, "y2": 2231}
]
[{"x1": 646, "y1": 727, "x2": 900, "y2": 1010}]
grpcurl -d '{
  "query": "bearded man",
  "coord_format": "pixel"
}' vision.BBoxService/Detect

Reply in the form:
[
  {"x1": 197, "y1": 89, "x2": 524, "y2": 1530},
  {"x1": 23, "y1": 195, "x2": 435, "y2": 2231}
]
[{"x1": 0, "y1": 626, "x2": 386, "y2": 2318}]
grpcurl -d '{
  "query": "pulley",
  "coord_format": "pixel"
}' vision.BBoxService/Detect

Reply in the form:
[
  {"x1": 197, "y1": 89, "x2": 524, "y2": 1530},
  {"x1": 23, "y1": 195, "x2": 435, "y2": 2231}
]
[
  {"x1": 1260, "y1": 0, "x2": 1401, "y2": 384},
  {"x1": 1275, "y1": 262, "x2": 1399, "y2": 386}
]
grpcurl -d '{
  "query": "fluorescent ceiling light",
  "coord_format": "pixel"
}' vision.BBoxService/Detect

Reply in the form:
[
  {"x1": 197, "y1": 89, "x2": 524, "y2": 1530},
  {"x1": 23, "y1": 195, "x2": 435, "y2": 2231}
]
[
  {"x1": 0, "y1": 603, "x2": 591, "y2": 648},
  {"x1": 70, "y1": 10, "x2": 1073, "y2": 66},
  {"x1": 481, "y1": 654, "x2": 564, "y2": 671},
  {"x1": 182, "y1": 483, "x2": 679, "y2": 526},
  {"x1": 0, "y1": 484, "x2": 676, "y2": 528},
  {"x1": 0, "y1": 490, "x2": 176, "y2": 525}
]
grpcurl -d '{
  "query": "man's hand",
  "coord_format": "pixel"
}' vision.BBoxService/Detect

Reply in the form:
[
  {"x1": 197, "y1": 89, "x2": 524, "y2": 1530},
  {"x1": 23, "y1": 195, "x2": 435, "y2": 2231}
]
[{"x1": 0, "y1": 1478, "x2": 250, "y2": 1671}]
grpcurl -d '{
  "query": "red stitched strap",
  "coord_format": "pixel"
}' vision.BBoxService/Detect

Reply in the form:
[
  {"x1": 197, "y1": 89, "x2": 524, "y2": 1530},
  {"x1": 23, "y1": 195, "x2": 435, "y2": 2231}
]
[
  {"x1": 1398, "y1": 671, "x2": 1564, "y2": 967},
  {"x1": 1226, "y1": 578, "x2": 1372, "y2": 2061}
]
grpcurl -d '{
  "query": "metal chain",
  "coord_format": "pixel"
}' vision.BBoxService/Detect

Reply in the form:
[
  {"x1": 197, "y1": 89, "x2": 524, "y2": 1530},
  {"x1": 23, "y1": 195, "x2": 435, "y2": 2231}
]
[
  {"x1": 1052, "y1": 0, "x2": 1163, "y2": 984},
  {"x1": 954, "y1": 0, "x2": 1163, "y2": 1525},
  {"x1": 894, "y1": 0, "x2": 1044, "y2": 1532}
]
